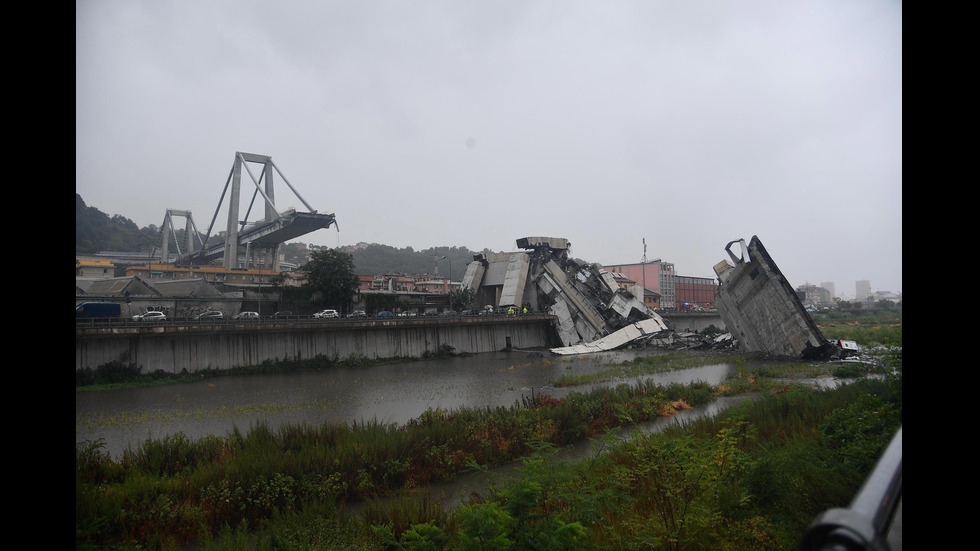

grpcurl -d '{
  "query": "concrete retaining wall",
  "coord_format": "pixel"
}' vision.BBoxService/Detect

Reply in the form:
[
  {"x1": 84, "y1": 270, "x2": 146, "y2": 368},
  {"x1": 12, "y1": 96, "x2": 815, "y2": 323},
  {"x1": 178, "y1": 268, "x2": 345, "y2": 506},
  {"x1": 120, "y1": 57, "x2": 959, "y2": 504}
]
[
  {"x1": 75, "y1": 313, "x2": 724, "y2": 374},
  {"x1": 76, "y1": 316, "x2": 556, "y2": 374}
]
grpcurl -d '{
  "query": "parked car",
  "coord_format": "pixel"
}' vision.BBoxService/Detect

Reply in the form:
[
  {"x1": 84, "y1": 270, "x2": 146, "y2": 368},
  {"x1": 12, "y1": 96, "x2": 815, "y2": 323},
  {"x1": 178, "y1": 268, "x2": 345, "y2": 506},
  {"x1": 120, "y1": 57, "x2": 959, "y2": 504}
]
[
  {"x1": 235, "y1": 311, "x2": 259, "y2": 320},
  {"x1": 376, "y1": 311, "x2": 394, "y2": 318},
  {"x1": 348, "y1": 310, "x2": 367, "y2": 318},
  {"x1": 314, "y1": 309, "x2": 339, "y2": 318},
  {"x1": 133, "y1": 311, "x2": 167, "y2": 322},
  {"x1": 197, "y1": 310, "x2": 224, "y2": 320},
  {"x1": 397, "y1": 311, "x2": 417, "y2": 317}
]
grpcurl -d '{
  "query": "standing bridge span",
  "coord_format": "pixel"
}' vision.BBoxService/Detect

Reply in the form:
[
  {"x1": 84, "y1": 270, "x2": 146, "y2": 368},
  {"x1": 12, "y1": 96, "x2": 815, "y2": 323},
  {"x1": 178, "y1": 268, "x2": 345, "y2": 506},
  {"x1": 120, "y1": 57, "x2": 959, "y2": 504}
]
[{"x1": 159, "y1": 152, "x2": 336, "y2": 272}]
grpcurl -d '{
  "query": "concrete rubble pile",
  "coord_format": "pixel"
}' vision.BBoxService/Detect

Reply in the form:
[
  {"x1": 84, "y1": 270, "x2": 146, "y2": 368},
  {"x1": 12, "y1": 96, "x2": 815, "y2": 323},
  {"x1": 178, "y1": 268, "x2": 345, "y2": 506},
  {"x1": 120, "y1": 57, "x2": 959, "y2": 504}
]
[
  {"x1": 461, "y1": 234, "x2": 855, "y2": 360},
  {"x1": 643, "y1": 331, "x2": 738, "y2": 352},
  {"x1": 460, "y1": 237, "x2": 676, "y2": 355}
]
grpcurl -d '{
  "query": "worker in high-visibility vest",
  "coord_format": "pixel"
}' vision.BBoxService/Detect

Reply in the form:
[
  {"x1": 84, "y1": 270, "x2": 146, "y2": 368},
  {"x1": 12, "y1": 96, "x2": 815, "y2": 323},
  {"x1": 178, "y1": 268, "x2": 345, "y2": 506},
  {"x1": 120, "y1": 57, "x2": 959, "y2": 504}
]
[{"x1": 507, "y1": 307, "x2": 515, "y2": 315}]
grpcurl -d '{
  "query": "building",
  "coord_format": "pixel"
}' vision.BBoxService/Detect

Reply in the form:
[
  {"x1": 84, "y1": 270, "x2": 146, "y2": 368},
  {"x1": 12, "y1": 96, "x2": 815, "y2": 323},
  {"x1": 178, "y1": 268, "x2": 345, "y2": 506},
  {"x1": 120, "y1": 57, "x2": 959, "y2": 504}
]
[
  {"x1": 76, "y1": 274, "x2": 247, "y2": 319},
  {"x1": 149, "y1": 278, "x2": 225, "y2": 300},
  {"x1": 412, "y1": 277, "x2": 453, "y2": 295},
  {"x1": 601, "y1": 261, "x2": 677, "y2": 310},
  {"x1": 357, "y1": 275, "x2": 375, "y2": 291},
  {"x1": 872, "y1": 291, "x2": 901, "y2": 305},
  {"x1": 820, "y1": 281, "x2": 836, "y2": 300},
  {"x1": 675, "y1": 275, "x2": 718, "y2": 311},
  {"x1": 369, "y1": 274, "x2": 417, "y2": 292},
  {"x1": 797, "y1": 283, "x2": 833, "y2": 308},
  {"x1": 856, "y1": 280, "x2": 871, "y2": 301},
  {"x1": 642, "y1": 288, "x2": 662, "y2": 310},
  {"x1": 76, "y1": 258, "x2": 116, "y2": 280},
  {"x1": 83, "y1": 276, "x2": 160, "y2": 299}
]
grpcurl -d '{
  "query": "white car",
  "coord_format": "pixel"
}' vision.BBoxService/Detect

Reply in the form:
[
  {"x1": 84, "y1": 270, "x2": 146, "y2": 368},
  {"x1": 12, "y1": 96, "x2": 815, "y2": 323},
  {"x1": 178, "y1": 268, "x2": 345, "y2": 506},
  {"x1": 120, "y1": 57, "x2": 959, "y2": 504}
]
[
  {"x1": 313, "y1": 309, "x2": 339, "y2": 318},
  {"x1": 235, "y1": 311, "x2": 259, "y2": 320},
  {"x1": 133, "y1": 311, "x2": 166, "y2": 322}
]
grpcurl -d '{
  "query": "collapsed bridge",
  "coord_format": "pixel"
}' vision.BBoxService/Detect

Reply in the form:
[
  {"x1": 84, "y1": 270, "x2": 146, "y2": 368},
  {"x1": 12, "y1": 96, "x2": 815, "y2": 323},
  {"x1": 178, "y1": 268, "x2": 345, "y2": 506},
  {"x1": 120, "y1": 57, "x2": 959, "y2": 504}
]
[{"x1": 459, "y1": 237, "x2": 671, "y2": 354}]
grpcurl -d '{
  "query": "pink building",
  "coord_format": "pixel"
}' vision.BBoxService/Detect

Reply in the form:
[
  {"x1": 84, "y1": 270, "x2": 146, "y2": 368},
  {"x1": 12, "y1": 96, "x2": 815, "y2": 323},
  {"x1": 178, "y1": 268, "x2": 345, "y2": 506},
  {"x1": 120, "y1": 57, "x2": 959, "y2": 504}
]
[{"x1": 602, "y1": 261, "x2": 677, "y2": 309}]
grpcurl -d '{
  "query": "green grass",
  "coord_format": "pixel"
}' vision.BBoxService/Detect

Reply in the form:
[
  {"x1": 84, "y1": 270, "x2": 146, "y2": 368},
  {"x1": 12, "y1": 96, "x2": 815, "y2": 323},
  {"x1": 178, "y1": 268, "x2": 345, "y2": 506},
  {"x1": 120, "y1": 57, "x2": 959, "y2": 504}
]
[{"x1": 815, "y1": 312, "x2": 902, "y2": 347}]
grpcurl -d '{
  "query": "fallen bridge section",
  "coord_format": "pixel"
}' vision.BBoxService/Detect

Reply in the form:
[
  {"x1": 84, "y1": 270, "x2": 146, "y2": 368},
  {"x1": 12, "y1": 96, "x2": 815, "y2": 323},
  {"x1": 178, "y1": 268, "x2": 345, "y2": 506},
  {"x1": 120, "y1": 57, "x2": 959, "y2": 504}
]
[
  {"x1": 549, "y1": 318, "x2": 669, "y2": 355},
  {"x1": 713, "y1": 236, "x2": 835, "y2": 359}
]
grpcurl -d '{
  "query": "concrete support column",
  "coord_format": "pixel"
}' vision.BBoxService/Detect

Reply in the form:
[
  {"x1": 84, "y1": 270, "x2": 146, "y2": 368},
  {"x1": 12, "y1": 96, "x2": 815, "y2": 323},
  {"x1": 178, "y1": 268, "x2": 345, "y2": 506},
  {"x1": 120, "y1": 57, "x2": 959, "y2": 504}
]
[{"x1": 224, "y1": 156, "x2": 242, "y2": 269}]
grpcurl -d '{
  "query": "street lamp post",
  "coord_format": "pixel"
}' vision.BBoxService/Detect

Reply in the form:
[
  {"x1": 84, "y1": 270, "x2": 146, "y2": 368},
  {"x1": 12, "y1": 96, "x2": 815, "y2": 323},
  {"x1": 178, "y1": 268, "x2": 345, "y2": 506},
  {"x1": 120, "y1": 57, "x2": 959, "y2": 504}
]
[{"x1": 441, "y1": 255, "x2": 453, "y2": 312}]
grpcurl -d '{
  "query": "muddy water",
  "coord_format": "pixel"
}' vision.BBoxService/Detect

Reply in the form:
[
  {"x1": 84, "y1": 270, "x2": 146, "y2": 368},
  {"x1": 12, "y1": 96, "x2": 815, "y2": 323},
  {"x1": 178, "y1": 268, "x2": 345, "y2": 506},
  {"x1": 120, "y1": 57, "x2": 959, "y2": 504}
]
[{"x1": 75, "y1": 349, "x2": 765, "y2": 460}]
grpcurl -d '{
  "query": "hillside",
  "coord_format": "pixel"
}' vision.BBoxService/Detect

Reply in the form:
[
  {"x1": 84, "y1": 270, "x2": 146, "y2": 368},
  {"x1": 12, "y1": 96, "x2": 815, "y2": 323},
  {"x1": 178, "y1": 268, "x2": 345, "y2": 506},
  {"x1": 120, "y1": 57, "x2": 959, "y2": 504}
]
[{"x1": 75, "y1": 194, "x2": 160, "y2": 254}]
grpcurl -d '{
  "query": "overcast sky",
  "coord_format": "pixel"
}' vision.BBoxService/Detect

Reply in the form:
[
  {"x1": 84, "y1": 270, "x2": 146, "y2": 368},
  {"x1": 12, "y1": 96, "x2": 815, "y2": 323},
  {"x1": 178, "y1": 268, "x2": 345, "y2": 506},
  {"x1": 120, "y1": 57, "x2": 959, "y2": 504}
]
[{"x1": 76, "y1": 1, "x2": 902, "y2": 298}]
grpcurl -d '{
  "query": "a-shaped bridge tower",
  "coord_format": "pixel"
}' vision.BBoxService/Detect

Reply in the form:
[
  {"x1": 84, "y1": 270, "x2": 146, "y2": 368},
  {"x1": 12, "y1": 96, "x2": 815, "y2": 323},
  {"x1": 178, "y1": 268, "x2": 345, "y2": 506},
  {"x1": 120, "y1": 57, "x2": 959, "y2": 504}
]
[{"x1": 169, "y1": 152, "x2": 337, "y2": 271}]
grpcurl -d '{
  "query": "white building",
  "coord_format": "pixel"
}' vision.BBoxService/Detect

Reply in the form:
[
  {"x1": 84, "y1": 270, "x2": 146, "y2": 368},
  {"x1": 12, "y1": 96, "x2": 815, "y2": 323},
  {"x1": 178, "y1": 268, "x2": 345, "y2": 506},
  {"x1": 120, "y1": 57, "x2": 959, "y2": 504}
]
[{"x1": 855, "y1": 280, "x2": 871, "y2": 301}]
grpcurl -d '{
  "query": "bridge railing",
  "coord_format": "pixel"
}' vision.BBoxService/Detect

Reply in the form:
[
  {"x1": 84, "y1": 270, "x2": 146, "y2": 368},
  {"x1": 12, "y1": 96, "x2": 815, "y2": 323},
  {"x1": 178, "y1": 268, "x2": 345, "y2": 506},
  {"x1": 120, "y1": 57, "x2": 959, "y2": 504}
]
[
  {"x1": 76, "y1": 311, "x2": 558, "y2": 329},
  {"x1": 798, "y1": 425, "x2": 902, "y2": 551}
]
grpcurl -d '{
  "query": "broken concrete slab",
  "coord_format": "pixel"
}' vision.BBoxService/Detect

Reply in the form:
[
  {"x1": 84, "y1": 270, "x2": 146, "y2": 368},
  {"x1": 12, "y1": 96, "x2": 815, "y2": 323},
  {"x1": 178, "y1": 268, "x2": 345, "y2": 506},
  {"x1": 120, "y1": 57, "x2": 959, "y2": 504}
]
[
  {"x1": 714, "y1": 236, "x2": 836, "y2": 360},
  {"x1": 550, "y1": 318, "x2": 670, "y2": 355}
]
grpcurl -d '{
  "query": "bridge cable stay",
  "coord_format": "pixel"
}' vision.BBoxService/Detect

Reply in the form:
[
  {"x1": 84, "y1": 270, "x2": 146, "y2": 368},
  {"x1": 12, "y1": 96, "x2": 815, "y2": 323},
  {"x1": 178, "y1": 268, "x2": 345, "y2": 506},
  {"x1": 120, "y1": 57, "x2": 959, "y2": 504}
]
[
  {"x1": 267, "y1": 158, "x2": 317, "y2": 214},
  {"x1": 236, "y1": 152, "x2": 282, "y2": 221},
  {"x1": 199, "y1": 166, "x2": 236, "y2": 255},
  {"x1": 176, "y1": 152, "x2": 337, "y2": 269}
]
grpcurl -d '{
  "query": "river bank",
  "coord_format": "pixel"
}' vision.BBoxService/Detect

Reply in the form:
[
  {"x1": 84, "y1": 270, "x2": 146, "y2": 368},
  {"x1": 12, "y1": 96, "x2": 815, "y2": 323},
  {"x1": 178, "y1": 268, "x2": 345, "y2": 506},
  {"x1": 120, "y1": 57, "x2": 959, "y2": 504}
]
[{"x1": 77, "y1": 346, "x2": 901, "y2": 550}]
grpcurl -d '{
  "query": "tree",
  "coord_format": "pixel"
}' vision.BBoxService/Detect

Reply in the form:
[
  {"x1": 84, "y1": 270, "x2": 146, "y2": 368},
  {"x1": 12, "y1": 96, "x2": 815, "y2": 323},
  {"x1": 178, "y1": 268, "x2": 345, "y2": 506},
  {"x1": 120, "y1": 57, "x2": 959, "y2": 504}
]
[
  {"x1": 301, "y1": 249, "x2": 360, "y2": 312},
  {"x1": 449, "y1": 287, "x2": 476, "y2": 312}
]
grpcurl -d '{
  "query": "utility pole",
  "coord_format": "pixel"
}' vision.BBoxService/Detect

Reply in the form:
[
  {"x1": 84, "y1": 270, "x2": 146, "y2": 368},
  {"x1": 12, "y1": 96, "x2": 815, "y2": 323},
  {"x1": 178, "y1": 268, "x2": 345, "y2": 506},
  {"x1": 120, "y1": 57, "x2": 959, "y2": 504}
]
[{"x1": 642, "y1": 238, "x2": 647, "y2": 307}]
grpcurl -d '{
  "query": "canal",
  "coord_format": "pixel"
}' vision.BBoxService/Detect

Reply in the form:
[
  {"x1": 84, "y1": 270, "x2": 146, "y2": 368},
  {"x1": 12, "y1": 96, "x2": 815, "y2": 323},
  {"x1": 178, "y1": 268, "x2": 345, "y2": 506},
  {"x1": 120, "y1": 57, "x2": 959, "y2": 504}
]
[{"x1": 76, "y1": 348, "x2": 757, "y2": 460}]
